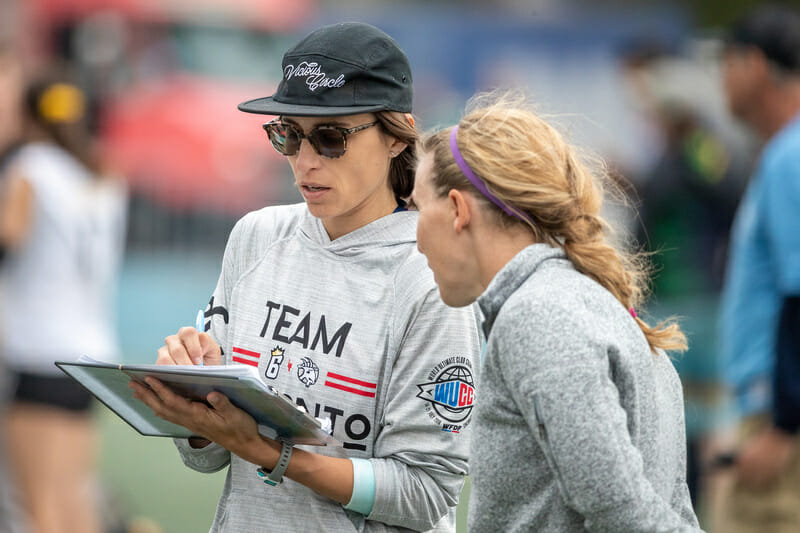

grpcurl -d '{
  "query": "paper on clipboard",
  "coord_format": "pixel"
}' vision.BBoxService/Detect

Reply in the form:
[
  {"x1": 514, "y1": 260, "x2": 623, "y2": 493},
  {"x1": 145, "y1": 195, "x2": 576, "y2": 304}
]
[{"x1": 55, "y1": 356, "x2": 340, "y2": 446}]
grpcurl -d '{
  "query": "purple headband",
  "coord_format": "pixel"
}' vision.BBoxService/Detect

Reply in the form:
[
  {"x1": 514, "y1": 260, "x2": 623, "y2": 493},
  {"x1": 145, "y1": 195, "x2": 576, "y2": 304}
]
[{"x1": 449, "y1": 126, "x2": 532, "y2": 223}]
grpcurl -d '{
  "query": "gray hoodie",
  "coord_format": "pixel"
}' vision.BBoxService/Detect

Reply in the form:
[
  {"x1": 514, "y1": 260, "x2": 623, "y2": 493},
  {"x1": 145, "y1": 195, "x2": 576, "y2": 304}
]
[
  {"x1": 175, "y1": 204, "x2": 481, "y2": 532},
  {"x1": 468, "y1": 244, "x2": 702, "y2": 532}
]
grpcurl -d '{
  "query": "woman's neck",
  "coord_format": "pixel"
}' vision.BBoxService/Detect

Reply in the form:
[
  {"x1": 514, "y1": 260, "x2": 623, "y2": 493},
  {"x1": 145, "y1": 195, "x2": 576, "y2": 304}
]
[
  {"x1": 321, "y1": 189, "x2": 398, "y2": 241},
  {"x1": 477, "y1": 225, "x2": 537, "y2": 291}
]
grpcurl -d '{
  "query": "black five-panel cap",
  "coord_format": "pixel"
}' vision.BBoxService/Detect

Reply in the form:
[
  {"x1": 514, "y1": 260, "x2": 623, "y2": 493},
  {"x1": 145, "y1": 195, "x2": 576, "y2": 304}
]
[{"x1": 238, "y1": 22, "x2": 412, "y2": 117}]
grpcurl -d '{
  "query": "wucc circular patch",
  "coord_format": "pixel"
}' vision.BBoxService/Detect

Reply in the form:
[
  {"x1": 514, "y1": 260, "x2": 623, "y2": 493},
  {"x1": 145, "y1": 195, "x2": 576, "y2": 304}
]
[{"x1": 416, "y1": 357, "x2": 475, "y2": 433}]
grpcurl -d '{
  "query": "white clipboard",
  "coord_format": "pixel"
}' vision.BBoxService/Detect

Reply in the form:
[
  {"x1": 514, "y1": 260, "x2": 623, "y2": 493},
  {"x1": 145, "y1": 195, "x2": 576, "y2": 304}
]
[{"x1": 56, "y1": 356, "x2": 340, "y2": 446}]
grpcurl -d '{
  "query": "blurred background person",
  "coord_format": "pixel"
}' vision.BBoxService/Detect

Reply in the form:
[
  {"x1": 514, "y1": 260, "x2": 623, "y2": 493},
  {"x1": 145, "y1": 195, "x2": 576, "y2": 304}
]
[
  {"x1": 620, "y1": 41, "x2": 747, "y2": 524},
  {"x1": 637, "y1": 101, "x2": 741, "y2": 518},
  {"x1": 717, "y1": 4, "x2": 800, "y2": 533},
  {"x1": 0, "y1": 39, "x2": 27, "y2": 533},
  {"x1": 0, "y1": 70, "x2": 127, "y2": 533}
]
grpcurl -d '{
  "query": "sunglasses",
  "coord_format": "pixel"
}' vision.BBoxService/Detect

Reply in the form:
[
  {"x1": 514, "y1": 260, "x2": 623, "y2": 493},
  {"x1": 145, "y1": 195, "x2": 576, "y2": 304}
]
[{"x1": 262, "y1": 119, "x2": 380, "y2": 159}]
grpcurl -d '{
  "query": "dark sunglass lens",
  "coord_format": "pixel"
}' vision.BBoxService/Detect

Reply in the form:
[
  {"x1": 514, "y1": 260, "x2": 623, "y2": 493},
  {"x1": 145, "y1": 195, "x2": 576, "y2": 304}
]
[
  {"x1": 282, "y1": 125, "x2": 302, "y2": 155},
  {"x1": 265, "y1": 124, "x2": 289, "y2": 155},
  {"x1": 266, "y1": 123, "x2": 302, "y2": 156},
  {"x1": 309, "y1": 127, "x2": 346, "y2": 158}
]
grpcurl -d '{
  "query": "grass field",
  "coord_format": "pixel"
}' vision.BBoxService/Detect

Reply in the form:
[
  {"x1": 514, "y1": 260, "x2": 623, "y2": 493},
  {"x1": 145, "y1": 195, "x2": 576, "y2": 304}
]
[
  {"x1": 97, "y1": 409, "x2": 225, "y2": 532},
  {"x1": 97, "y1": 407, "x2": 471, "y2": 532}
]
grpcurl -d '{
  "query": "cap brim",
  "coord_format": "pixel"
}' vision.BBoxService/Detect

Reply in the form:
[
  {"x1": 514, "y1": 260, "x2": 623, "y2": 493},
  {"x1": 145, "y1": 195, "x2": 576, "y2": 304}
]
[{"x1": 238, "y1": 96, "x2": 389, "y2": 117}]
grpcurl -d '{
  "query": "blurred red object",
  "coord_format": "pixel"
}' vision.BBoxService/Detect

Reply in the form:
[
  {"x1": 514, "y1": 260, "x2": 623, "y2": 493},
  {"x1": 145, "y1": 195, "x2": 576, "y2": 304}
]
[
  {"x1": 22, "y1": 0, "x2": 314, "y2": 213},
  {"x1": 101, "y1": 75, "x2": 286, "y2": 214},
  {"x1": 29, "y1": 0, "x2": 315, "y2": 30}
]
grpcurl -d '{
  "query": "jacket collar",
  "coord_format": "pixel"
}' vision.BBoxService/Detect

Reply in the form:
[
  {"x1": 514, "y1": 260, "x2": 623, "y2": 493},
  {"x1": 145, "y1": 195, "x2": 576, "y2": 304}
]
[{"x1": 477, "y1": 243, "x2": 569, "y2": 335}]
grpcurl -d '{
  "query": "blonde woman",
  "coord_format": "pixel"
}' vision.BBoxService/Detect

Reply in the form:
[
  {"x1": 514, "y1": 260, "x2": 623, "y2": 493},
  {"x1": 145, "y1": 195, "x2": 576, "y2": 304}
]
[{"x1": 411, "y1": 93, "x2": 702, "y2": 532}]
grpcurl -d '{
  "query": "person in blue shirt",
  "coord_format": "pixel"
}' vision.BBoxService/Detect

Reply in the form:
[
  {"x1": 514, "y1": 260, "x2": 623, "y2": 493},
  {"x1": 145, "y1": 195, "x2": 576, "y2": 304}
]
[{"x1": 718, "y1": 4, "x2": 800, "y2": 531}]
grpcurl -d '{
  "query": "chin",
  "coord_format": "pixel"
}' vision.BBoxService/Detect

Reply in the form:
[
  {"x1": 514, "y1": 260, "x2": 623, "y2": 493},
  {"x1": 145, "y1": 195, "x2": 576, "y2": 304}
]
[
  {"x1": 439, "y1": 287, "x2": 477, "y2": 308},
  {"x1": 305, "y1": 202, "x2": 334, "y2": 219}
]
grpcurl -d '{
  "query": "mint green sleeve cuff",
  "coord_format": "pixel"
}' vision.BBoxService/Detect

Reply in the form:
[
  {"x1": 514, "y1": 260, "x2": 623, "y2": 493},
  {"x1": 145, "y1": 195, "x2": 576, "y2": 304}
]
[{"x1": 343, "y1": 458, "x2": 375, "y2": 516}]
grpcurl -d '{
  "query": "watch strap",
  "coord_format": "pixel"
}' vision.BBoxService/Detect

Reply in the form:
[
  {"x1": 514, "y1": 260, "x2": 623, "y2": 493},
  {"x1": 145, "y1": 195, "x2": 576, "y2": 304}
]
[{"x1": 257, "y1": 440, "x2": 293, "y2": 486}]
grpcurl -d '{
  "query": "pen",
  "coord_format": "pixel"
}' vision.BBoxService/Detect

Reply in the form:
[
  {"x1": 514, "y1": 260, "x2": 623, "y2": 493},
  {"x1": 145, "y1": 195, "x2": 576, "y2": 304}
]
[{"x1": 195, "y1": 309, "x2": 205, "y2": 366}]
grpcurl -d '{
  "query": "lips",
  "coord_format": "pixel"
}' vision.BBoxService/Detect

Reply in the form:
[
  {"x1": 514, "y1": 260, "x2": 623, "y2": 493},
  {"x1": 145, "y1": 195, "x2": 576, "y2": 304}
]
[
  {"x1": 298, "y1": 183, "x2": 331, "y2": 200},
  {"x1": 298, "y1": 180, "x2": 330, "y2": 190}
]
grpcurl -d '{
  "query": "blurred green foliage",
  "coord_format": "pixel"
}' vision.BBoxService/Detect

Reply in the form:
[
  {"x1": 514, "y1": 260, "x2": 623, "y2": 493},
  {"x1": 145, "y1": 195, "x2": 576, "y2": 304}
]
[{"x1": 684, "y1": 0, "x2": 800, "y2": 27}]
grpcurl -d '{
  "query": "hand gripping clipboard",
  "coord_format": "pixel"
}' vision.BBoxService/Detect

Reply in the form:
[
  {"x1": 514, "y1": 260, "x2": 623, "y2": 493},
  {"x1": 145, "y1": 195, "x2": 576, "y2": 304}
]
[{"x1": 56, "y1": 356, "x2": 340, "y2": 446}]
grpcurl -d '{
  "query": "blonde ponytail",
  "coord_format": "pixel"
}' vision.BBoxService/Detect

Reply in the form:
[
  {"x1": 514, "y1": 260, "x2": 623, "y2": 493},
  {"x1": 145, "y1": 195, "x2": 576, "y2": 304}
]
[{"x1": 420, "y1": 91, "x2": 687, "y2": 353}]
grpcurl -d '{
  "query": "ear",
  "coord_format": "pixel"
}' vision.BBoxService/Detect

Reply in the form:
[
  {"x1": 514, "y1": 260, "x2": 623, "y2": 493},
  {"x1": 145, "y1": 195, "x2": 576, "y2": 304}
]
[
  {"x1": 388, "y1": 138, "x2": 408, "y2": 158},
  {"x1": 448, "y1": 189, "x2": 472, "y2": 233}
]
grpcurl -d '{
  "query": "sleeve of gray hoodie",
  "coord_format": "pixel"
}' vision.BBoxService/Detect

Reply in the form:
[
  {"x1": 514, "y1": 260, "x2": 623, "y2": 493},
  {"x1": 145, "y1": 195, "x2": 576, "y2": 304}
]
[
  {"x1": 495, "y1": 300, "x2": 702, "y2": 533},
  {"x1": 173, "y1": 213, "x2": 263, "y2": 472},
  {"x1": 366, "y1": 254, "x2": 482, "y2": 531}
]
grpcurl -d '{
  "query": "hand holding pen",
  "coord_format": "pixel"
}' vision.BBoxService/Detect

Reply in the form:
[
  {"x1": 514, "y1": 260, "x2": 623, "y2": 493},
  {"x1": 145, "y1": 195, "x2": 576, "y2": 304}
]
[{"x1": 154, "y1": 309, "x2": 223, "y2": 367}]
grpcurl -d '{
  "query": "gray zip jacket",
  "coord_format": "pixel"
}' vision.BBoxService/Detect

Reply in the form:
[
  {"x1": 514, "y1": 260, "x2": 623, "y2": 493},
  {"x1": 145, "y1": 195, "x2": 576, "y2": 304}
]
[
  {"x1": 468, "y1": 244, "x2": 702, "y2": 532},
  {"x1": 175, "y1": 204, "x2": 480, "y2": 532}
]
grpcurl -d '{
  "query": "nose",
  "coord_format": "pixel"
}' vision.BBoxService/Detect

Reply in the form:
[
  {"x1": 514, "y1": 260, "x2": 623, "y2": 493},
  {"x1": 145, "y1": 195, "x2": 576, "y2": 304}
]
[{"x1": 293, "y1": 137, "x2": 322, "y2": 172}]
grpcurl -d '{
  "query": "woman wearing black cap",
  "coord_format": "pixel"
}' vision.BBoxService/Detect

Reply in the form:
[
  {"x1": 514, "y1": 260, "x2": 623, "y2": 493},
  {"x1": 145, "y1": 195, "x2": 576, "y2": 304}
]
[{"x1": 130, "y1": 22, "x2": 480, "y2": 532}]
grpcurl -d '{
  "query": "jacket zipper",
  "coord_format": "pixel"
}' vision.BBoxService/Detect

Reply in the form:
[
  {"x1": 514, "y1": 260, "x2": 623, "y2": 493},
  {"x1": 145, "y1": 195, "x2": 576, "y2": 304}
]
[{"x1": 532, "y1": 394, "x2": 573, "y2": 505}]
